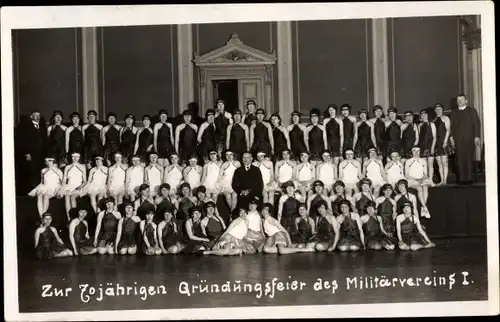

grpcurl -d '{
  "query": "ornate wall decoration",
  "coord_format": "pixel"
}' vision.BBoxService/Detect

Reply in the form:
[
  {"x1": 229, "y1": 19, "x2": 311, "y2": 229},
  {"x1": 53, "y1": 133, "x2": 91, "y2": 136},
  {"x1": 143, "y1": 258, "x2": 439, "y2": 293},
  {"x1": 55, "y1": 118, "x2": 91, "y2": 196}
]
[{"x1": 459, "y1": 16, "x2": 481, "y2": 51}]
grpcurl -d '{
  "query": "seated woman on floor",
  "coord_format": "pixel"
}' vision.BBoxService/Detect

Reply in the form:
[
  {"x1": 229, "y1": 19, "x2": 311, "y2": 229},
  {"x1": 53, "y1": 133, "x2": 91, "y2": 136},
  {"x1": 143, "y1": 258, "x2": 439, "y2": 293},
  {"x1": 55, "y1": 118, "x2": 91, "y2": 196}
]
[
  {"x1": 309, "y1": 200, "x2": 340, "y2": 252},
  {"x1": 35, "y1": 212, "x2": 73, "y2": 259},
  {"x1": 94, "y1": 197, "x2": 122, "y2": 255},
  {"x1": 176, "y1": 182, "x2": 197, "y2": 236},
  {"x1": 69, "y1": 208, "x2": 97, "y2": 256},
  {"x1": 375, "y1": 183, "x2": 398, "y2": 244},
  {"x1": 336, "y1": 199, "x2": 365, "y2": 252},
  {"x1": 291, "y1": 203, "x2": 317, "y2": 250},
  {"x1": 115, "y1": 201, "x2": 141, "y2": 255},
  {"x1": 396, "y1": 201, "x2": 435, "y2": 251},
  {"x1": 277, "y1": 181, "x2": 303, "y2": 237},
  {"x1": 183, "y1": 206, "x2": 210, "y2": 254},
  {"x1": 204, "y1": 209, "x2": 257, "y2": 256},
  {"x1": 157, "y1": 206, "x2": 186, "y2": 254},
  {"x1": 261, "y1": 203, "x2": 313, "y2": 254},
  {"x1": 140, "y1": 209, "x2": 162, "y2": 255},
  {"x1": 200, "y1": 201, "x2": 226, "y2": 249},
  {"x1": 360, "y1": 201, "x2": 395, "y2": 250}
]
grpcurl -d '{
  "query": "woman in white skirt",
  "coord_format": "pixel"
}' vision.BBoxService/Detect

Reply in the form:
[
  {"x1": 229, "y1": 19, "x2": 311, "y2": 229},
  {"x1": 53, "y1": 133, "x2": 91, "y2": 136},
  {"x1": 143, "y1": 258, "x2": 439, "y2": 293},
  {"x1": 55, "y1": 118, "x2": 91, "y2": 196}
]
[
  {"x1": 29, "y1": 156, "x2": 64, "y2": 218},
  {"x1": 107, "y1": 152, "x2": 128, "y2": 206},
  {"x1": 145, "y1": 152, "x2": 164, "y2": 199},
  {"x1": 385, "y1": 151, "x2": 406, "y2": 188},
  {"x1": 294, "y1": 151, "x2": 316, "y2": 199},
  {"x1": 201, "y1": 151, "x2": 222, "y2": 201},
  {"x1": 183, "y1": 154, "x2": 202, "y2": 192},
  {"x1": 363, "y1": 148, "x2": 387, "y2": 197},
  {"x1": 80, "y1": 156, "x2": 108, "y2": 213},
  {"x1": 253, "y1": 151, "x2": 276, "y2": 205},
  {"x1": 217, "y1": 150, "x2": 240, "y2": 211},
  {"x1": 163, "y1": 153, "x2": 184, "y2": 197},
  {"x1": 59, "y1": 152, "x2": 87, "y2": 220},
  {"x1": 274, "y1": 149, "x2": 297, "y2": 192},
  {"x1": 404, "y1": 146, "x2": 434, "y2": 218},
  {"x1": 125, "y1": 155, "x2": 145, "y2": 201},
  {"x1": 338, "y1": 148, "x2": 362, "y2": 197},
  {"x1": 315, "y1": 151, "x2": 336, "y2": 196}
]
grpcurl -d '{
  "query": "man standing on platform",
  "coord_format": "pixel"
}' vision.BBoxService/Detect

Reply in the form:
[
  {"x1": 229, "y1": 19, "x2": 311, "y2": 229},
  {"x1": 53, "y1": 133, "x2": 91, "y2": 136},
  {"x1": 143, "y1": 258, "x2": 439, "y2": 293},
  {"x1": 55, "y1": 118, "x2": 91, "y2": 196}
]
[
  {"x1": 231, "y1": 152, "x2": 264, "y2": 214},
  {"x1": 449, "y1": 94, "x2": 482, "y2": 185}
]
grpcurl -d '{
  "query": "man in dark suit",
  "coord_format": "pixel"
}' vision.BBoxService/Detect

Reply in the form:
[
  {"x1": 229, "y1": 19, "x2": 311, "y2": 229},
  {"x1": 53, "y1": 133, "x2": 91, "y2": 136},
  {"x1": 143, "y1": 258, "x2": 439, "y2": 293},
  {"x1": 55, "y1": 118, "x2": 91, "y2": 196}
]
[
  {"x1": 15, "y1": 110, "x2": 48, "y2": 195},
  {"x1": 232, "y1": 151, "x2": 264, "y2": 213}
]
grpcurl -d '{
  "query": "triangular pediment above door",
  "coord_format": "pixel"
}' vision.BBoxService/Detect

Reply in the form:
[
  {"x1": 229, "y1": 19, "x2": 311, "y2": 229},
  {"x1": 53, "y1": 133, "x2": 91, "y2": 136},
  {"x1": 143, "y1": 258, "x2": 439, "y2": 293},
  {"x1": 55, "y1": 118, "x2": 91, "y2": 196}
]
[{"x1": 193, "y1": 33, "x2": 277, "y2": 66}]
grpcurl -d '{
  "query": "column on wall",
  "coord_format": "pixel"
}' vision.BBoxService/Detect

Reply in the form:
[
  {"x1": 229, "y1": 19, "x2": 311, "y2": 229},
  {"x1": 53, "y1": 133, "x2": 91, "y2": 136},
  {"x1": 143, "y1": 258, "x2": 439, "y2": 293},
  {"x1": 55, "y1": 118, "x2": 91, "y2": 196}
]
[
  {"x1": 81, "y1": 27, "x2": 99, "y2": 117},
  {"x1": 177, "y1": 24, "x2": 194, "y2": 113},
  {"x1": 277, "y1": 21, "x2": 294, "y2": 125},
  {"x1": 371, "y1": 18, "x2": 390, "y2": 112}
]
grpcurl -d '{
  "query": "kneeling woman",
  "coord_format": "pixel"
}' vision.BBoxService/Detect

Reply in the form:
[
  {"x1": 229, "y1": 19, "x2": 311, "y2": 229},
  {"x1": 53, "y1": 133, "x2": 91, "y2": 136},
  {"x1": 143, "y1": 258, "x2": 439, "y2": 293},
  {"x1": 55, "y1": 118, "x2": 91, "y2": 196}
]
[
  {"x1": 69, "y1": 208, "x2": 97, "y2": 256},
  {"x1": 115, "y1": 202, "x2": 141, "y2": 255},
  {"x1": 292, "y1": 203, "x2": 317, "y2": 250},
  {"x1": 140, "y1": 210, "x2": 162, "y2": 255},
  {"x1": 35, "y1": 212, "x2": 73, "y2": 259},
  {"x1": 336, "y1": 200, "x2": 365, "y2": 252},
  {"x1": 396, "y1": 201, "x2": 435, "y2": 251},
  {"x1": 93, "y1": 197, "x2": 122, "y2": 254},
  {"x1": 360, "y1": 201, "x2": 395, "y2": 250},
  {"x1": 261, "y1": 203, "x2": 313, "y2": 254},
  {"x1": 200, "y1": 201, "x2": 226, "y2": 249},
  {"x1": 183, "y1": 206, "x2": 211, "y2": 254},
  {"x1": 310, "y1": 200, "x2": 340, "y2": 252},
  {"x1": 158, "y1": 206, "x2": 186, "y2": 254}
]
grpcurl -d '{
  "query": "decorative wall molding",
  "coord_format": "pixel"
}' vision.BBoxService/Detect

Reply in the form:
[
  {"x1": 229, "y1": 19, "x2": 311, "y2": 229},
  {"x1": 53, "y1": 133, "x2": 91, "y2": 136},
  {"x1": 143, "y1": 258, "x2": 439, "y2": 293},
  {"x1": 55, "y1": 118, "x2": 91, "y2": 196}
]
[{"x1": 459, "y1": 16, "x2": 481, "y2": 51}]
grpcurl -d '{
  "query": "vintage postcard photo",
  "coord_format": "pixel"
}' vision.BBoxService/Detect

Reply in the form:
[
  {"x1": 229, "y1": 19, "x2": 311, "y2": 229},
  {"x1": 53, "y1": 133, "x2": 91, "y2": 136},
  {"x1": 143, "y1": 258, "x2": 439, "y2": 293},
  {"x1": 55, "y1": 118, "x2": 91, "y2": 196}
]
[{"x1": 2, "y1": 2, "x2": 498, "y2": 320}]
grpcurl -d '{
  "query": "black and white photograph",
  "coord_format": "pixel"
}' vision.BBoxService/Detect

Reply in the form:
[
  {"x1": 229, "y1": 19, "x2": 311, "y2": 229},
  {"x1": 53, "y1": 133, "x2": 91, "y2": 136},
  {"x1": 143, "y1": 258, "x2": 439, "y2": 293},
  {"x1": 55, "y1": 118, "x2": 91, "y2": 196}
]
[{"x1": 2, "y1": 2, "x2": 498, "y2": 320}]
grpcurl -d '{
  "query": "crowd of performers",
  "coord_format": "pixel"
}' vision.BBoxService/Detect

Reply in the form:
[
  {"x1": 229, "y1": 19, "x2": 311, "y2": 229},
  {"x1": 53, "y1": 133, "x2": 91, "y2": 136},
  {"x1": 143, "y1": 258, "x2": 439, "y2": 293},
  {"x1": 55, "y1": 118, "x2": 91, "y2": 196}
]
[{"x1": 29, "y1": 99, "x2": 446, "y2": 259}]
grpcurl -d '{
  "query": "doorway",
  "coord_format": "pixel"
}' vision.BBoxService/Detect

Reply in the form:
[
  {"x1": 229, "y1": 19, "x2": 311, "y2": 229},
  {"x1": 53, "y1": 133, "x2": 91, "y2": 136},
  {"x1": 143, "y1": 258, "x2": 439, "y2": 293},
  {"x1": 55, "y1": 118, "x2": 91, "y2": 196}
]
[{"x1": 213, "y1": 80, "x2": 239, "y2": 114}]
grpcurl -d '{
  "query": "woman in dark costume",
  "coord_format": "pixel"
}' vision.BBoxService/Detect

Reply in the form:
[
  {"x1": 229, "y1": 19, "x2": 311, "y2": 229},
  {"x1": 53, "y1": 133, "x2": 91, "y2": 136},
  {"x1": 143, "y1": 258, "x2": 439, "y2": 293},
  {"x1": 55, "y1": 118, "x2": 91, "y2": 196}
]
[
  {"x1": 94, "y1": 197, "x2": 121, "y2": 255},
  {"x1": 65, "y1": 112, "x2": 85, "y2": 162},
  {"x1": 133, "y1": 183, "x2": 156, "y2": 221},
  {"x1": 120, "y1": 114, "x2": 139, "y2": 164},
  {"x1": 102, "y1": 113, "x2": 122, "y2": 166},
  {"x1": 417, "y1": 109, "x2": 437, "y2": 183},
  {"x1": 309, "y1": 200, "x2": 340, "y2": 252},
  {"x1": 353, "y1": 178, "x2": 376, "y2": 216},
  {"x1": 82, "y1": 110, "x2": 103, "y2": 169},
  {"x1": 323, "y1": 104, "x2": 344, "y2": 166},
  {"x1": 177, "y1": 182, "x2": 197, "y2": 236},
  {"x1": 360, "y1": 201, "x2": 395, "y2": 250},
  {"x1": 394, "y1": 179, "x2": 419, "y2": 217},
  {"x1": 47, "y1": 111, "x2": 67, "y2": 167},
  {"x1": 277, "y1": 181, "x2": 302, "y2": 236},
  {"x1": 291, "y1": 203, "x2": 316, "y2": 249},
  {"x1": 306, "y1": 180, "x2": 332, "y2": 221},
  {"x1": 306, "y1": 108, "x2": 328, "y2": 165},
  {"x1": 286, "y1": 111, "x2": 308, "y2": 161},
  {"x1": 354, "y1": 109, "x2": 376, "y2": 166},
  {"x1": 336, "y1": 200, "x2": 365, "y2": 252},
  {"x1": 433, "y1": 103, "x2": 451, "y2": 185},
  {"x1": 401, "y1": 111, "x2": 418, "y2": 161},
  {"x1": 375, "y1": 183, "x2": 398, "y2": 243},
  {"x1": 134, "y1": 115, "x2": 154, "y2": 166},
  {"x1": 270, "y1": 113, "x2": 290, "y2": 163},
  {"x1": 69, "y1": 208, "x2": 97, "y2": 256},
  {"x1": 200, "y1": 201, "x2": 226, "y2": 249},
  {"x1": 369, "y1": 105, "x2": 387, "y2": 160},
  {"x1": 183, "y1": 206, "x2": 210, "y2": 254},
  {"x1": 153, "y1": 110, "x2": 175, "y2": 167},
  {"x1": 330, "y1": 180, "x2": 355, "y2": 216},
  {"x1": 140, "y1": 210, "x2": 162, "y2": 255},
  {"x1": 155, "y1": 183, "x2": 177, "y2": 224},
  {"x1": 157, "y1": 206, "x2": 186, "y2": 254},
  {"x1": 340, "y1": 104, "x2": 357, "y2": 153},
  {"x1": 384, "y1": 107, "x2": 403, "y2": 162},
  {"x1": 175, "y1": 110, "x2": 199, "y2": 166},
  {"x1": 197, "y1": 109, "x2": 218, "y2": 163},
  {"x1": 250, "y1": 108, "x2": 274, "y2": 158},
  {"x1": 242, "y1": 99, "x2": 258, "y2": 128},
  {"x1": 34, "y1": 213, "x2": 73, "y2": 259},
  {"x1": 115, "y1": 202, "x2": 141, "y2": 255},
  {"x1": 226, "y1": 110, "x2": 249, "y2": 161},
  {"x1": 214, "y1": 99, "x2": 233, "y2": 153},
  {"x1": 396, "y1": 201, "x2": 435, "y2": 251}
]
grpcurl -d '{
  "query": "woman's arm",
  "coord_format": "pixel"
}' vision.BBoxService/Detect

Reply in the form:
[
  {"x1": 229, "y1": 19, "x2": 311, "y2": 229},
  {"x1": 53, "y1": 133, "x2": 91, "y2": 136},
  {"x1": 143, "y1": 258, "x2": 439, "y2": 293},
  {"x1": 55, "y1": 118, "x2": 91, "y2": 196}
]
[
  {"x1": 68, "y1": 220, "x2": 78, "y2": 255},
  {"x1": 395, "y1": 216, "x2": 404, "y2": 244},
  {"x1": 52, "y1": 227, "x2": 66, "y2": 245},
  {"x1": 93, "y1": 212, "x2": 104, "y2": 246},
  {"x1": 115, "y1": 218, "x2": 123, "y2": 253},
  {"x1": 153, "y1": 124, "x2": 160, "y2": 153},
  {"x1": 133, "y1": 129, "x2": 141, "y2": 155},
  {"x1": 225, "y1": 125, "x2": 232, "y2": 150},
  {"x1": 328, "y1": 218, "x2": 340, "y2": 251},
  {"x1": 34, "y1": 228, "x2": 41, "y2": 248},
  {"x1": 157, "y1": 222, "x2": 167, "y2": 253},
  {"x1": 283, "y1": 126, "x2": 291, "y2": 150},
  {"x1": 65, "y1": 127, "x2": 71, "y2": 153},
  {"x1": 355, "y1": 214, "x2": 365, "y2": 247},
  {"x1": 168, "y1": 123, "x2": 175, "y2": 147},
  {"x1": 277, "y1": 196, "x2": 285, "y2": 223}
]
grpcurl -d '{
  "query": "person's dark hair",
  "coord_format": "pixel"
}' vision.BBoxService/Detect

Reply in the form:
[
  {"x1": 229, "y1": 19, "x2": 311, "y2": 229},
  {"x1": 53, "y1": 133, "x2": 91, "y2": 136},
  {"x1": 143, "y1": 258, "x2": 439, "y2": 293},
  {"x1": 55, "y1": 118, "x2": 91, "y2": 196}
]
[
  {"x1": 363, "y1": 200, "x2": 377, "y2": 215},
  {"x1": 337, "y1": 199, "x2": 353, "y2": 213}
]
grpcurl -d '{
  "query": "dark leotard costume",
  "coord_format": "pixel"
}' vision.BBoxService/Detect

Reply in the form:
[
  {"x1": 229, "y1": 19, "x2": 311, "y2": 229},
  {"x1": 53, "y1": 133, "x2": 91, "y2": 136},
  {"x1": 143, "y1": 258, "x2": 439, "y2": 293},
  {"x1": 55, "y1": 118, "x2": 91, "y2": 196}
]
[
  {"x1": 401, "y1": 123, "x2": 416, "y2": 159},
  {"x1": 281, "y1": 195, "x2": 299, "y2": 236},
  {"x1": 310, "y1": 216, "x2": 335, "y2": 246},
  {"x1": 157, "y1": 123, "x2": 174, "y2": 159},
  {"x1": 155, "y1": 197, "x2": 175, "y2": 223},
  {"x1": 342, "y1": 117, "x2": 355, "y2": 151},
  {"x1": 289, "y1": 124, "x2": 307, "y2": 160},
  {"x1": 418, "y1": 122, "x2": 434, "y2": 157},
  {"x1": 373, "y1": 118, "x2": 386, "y2": 156},
  {"x1": 273, "y1": 127, "x2": 288, "y2": 161},
  {"x1": 36, "y1": 226, "x2": 67, "y2": 260},
  {"x1": 141, "y1": 222, "x2": 157, "y2": 253},
  {"x1": 363, "y1": 215, "x2": 391, "y2": 248},
  {"x1": 97, "y1": 212, "x2": 119, "y2": 248},
  {"x1": 182, "y1": 220, "x2": 207, "y2": 254},
  {"x1": 68, "y1": 126, "x2": 85, "y2": 161},
  {"x1": 177, "y1": 197, "x2": 195, "y2": 236},
  {"x1": 74, "y1": 220, "x2": 95, "y2": 254},
  {"x1": 308, "y1": 194, "x2": 324, "y2": 221},
  {"x1": 308, "y1": 125, "x2": 324, "y2": 161},
  {"x1": 434, "y1": 117, "x2": 448, "y2": 156},
  {"x1": 161, "y1": 221, "x2": 185, "y2": 248},
  {"x1": 214, "y1": 113, "x2": 230, "y2": 151},
  {"x1": 396, "y1": 192, "x2": 413, "y2": 215},
  {"x1": 84, "y1": 124, "x2": 103, "y2": 163},
  {"x1": 291, "y1": 217, "x2": 314, "y2": 244},
  {"x1": 354, "y1": 121, "x2": 374, "y2": 158},
  {"x1": 135, "y1": 198, "x2": 155, "y2": 221},
  {"x1": 104, "y1": 126, "x2": 120, "y2": 163},
  {"x1": 377, "y1": 198, "x2": 396, "y2": 242},
  {"x1": 47, "y1": 125, "x2": 66, "y2": 164},
  {"x1": 136, "y1": 128, "x2": 153, "y2": 162},
  {"x1": 244, "y1": 113, "x2": 257, "y2": 128},
  {"x1": 251, "y1": 122, "x2": 272, "y2": 156},
  {"x1": 355, "y1": 193, "x2": 375, "y2": 216},
  {"x1": 178, "y1": 124, "x2": 198, "y2": 164},
  {"x1": 199, "y1": 123, "x2": 217, "y2": 160},
  {"x1": 400, "y1": 215, "x2": 426, "y2": 245},
  {"x1": 118, "y1": 217, "x2": 139, "y2": 249},
  {"x1": 120, "y1": 127, "x2": 136, "y2": 161},
  {"x1": 386, "y1": 121, "x2": 402, "y2": 156},
  {"x1": 338, "y1": 214, "x2": 362, "y2": 248},
  {"x1": 229, "y1": 123, "x2": 247, "y2": 158},
  {"x1": 205, "y1": 216, "x2": 225, "y2": 249},
  {"x1": 325, "y1": 118, "x2": 341, "y2": 157},
  {"x1": 331, "y1": 194, "x2": 348, "y2": 216}
]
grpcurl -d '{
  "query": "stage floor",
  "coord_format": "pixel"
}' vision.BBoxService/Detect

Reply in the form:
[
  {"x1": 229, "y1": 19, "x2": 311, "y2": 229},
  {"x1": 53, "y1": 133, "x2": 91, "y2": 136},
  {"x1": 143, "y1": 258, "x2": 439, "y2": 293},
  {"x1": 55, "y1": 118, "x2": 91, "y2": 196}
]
[{"x1": 18, "y1": 237, "x2": 488, "y2": 313}]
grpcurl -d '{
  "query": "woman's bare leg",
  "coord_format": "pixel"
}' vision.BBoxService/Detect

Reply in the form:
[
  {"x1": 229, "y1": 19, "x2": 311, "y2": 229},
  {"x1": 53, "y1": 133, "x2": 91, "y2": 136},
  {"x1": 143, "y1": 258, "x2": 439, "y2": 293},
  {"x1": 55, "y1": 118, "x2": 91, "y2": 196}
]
[{"x1": 36, "y1": 195, "x2": 44, "y2": 217}]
